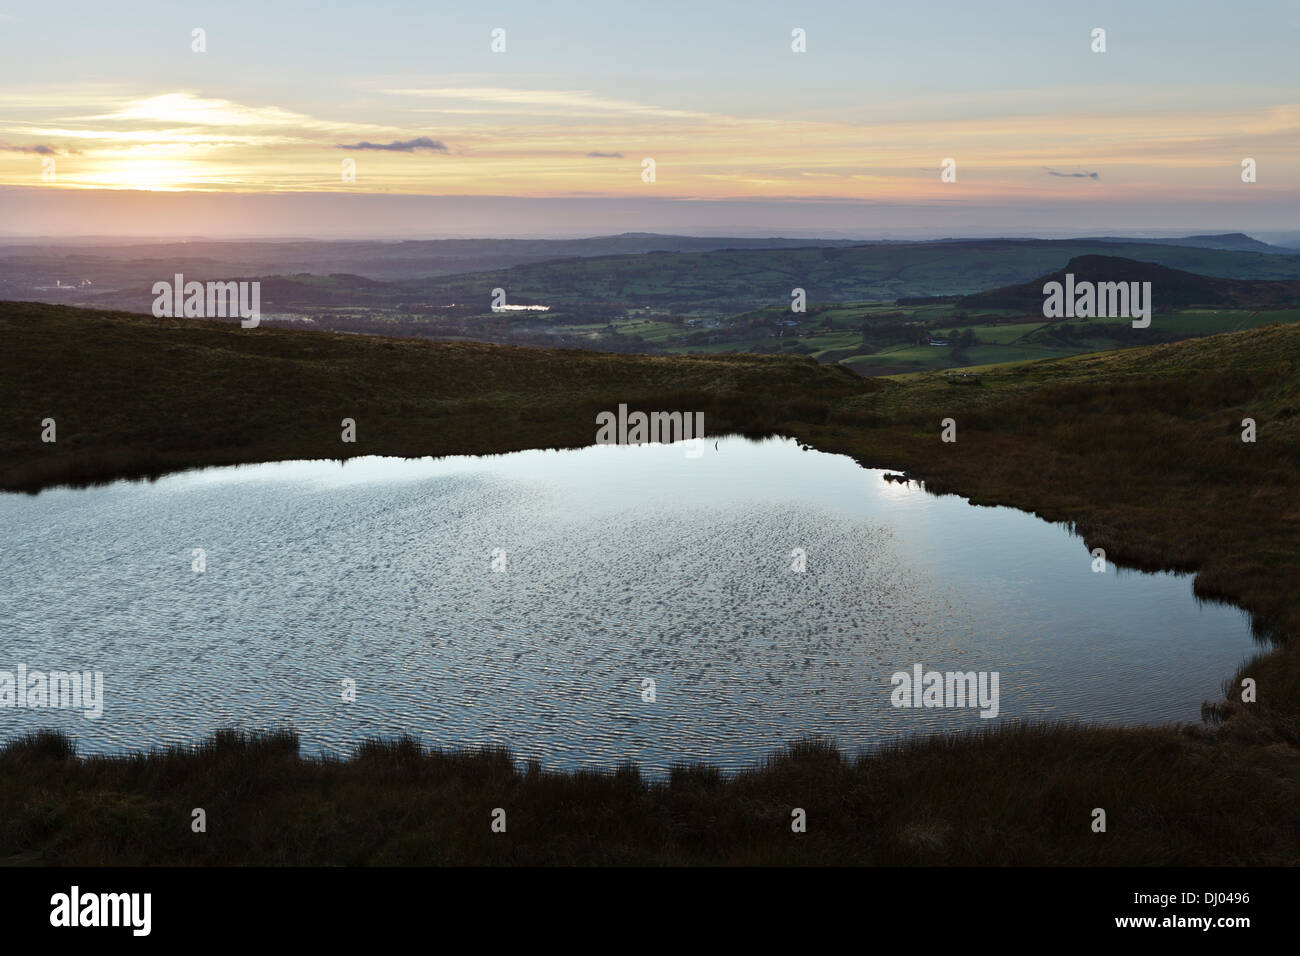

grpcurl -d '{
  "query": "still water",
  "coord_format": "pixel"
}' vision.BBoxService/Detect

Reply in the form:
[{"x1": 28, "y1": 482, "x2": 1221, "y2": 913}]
[{"x1": 0, "y1": 437, "x2": 1258, "y2": 772}]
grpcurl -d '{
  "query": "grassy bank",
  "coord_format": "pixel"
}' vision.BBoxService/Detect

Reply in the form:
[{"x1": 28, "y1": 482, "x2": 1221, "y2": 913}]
[
  {"x1": 800, "y1": 326, "x2": 1300, "y2": 742},
  {"x1": 3, "y1": 726, "x2": 1296, "y2": 866},
  {"x1": 0, "y1": 300, "x2": 866, "y2": 491},
  {"x1": 3, "y1": 300, "x2": 1299, "y2": 865}
]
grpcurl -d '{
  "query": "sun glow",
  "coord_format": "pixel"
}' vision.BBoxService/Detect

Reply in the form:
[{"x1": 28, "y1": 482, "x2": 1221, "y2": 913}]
[{"x1": 72, "y1": 157, "x2": 219, "y2": 192}]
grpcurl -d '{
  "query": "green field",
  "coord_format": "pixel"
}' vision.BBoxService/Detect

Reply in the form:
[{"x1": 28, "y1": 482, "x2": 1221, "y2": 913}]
[
  {"x1": 562, "y1": 296, "x2": 1300, "y2": 376},
  {"x1": 1146, "y1": 308, "x2": 1300, "y2": 334},
  {"x1": 831, "y1": 308, "x2": 1300, "y2": 376},
  {"x1": 931, "y1": 321, "x2": 1047, "y2": 343},
  {"x1": 616, "y1": 318, "x2": 682, "y2": 341}
]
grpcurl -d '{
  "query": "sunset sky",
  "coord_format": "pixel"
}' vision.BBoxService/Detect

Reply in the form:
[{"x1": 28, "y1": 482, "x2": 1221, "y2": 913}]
[{"x1": 2, "y1": 0, "x2": 1297, "y2": 236}]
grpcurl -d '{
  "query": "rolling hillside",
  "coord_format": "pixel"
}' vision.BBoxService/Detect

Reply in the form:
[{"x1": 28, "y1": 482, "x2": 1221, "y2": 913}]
[{"x1": 959, "y1": 255, "x2": 1300, "y2": 312}]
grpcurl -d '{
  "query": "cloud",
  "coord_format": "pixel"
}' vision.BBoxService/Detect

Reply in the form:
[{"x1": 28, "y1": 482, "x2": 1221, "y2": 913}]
[
  {"x1": 0, "y1": 143, "x2": 58, "y2": 154},
  {"x1": 337, "y1": 137, "x2": 448, "y2": 153},
  {"x1": 586, "y1": 151, "x2": 623, "y2": 158},
  {"x1": 383, "y1": 87, "x2": 718, "y2": 121},
  {"x1": 83, "y1": 93, "x2": 347, "y2": 130},
  {"x1": 10, "y1": 93, "x2": 412, "y2": 157},
  {"x1": 1044, "y1": 167, "x2": 1099, "y2": 180}
]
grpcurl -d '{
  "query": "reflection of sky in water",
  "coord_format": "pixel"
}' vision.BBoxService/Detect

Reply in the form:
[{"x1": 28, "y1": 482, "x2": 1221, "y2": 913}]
[{"x1": 0, "y1": 437, "x2": 1258, "y2": 773}]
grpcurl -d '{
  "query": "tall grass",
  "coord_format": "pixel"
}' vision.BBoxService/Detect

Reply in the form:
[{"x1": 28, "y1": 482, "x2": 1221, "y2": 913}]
[{"x1": 3, "y1": 724, "x2": 1295, "y2": 866}]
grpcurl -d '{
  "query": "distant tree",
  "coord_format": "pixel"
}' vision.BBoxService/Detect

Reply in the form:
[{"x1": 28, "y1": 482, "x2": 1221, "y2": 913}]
[{"x1": 950, "y1": 328, "x2": 978, "y2": 349}]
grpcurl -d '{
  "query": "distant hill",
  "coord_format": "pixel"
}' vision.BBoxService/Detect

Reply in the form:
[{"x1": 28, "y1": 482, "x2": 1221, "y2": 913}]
[
  {"x1": 380, "y1": 239, "x2": 1300, "y2": 313},
  {"x1": 958, "y1": 255, "x2": 1300, "y2": 312},
  {"x1": 1075, "y1": 233, "x2": 1288, "y2": 255},
  {"x1": 0, "y1": 234, "x2": 867, "y2": 287},
  {"x1": 13, "y1": 235, "x2": 1300, "y2": 318}
]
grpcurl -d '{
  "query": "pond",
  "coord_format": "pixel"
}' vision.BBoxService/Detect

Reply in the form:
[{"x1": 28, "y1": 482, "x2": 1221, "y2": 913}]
[{"x1": 0, "y1": 436, "x2": 1258, "y2": 772}]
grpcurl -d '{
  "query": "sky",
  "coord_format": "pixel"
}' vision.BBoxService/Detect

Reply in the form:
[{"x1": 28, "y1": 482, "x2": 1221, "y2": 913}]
[{"x1": 1, "y1": 0, "x2": 1297, "y2": 237}]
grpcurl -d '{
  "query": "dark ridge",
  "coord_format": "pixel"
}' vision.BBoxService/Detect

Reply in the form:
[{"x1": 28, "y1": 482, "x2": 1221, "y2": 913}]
[{"x1": 959, "y1": 255, "x2": 1300, "y2": 312}]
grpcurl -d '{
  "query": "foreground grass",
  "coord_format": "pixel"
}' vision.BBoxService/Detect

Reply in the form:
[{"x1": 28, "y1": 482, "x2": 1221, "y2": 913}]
[
  {"x1": 3, "y1": 300, "x2": 1300, "y2": 864},
  {"x1": 3, "y1": 726, "x2": 1296, "y2": 866}
]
